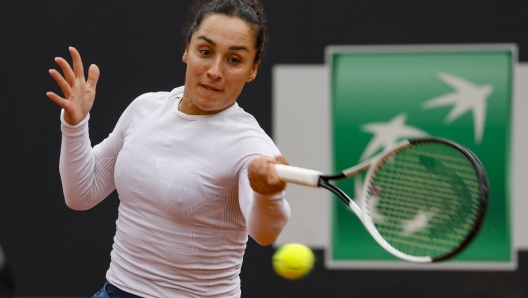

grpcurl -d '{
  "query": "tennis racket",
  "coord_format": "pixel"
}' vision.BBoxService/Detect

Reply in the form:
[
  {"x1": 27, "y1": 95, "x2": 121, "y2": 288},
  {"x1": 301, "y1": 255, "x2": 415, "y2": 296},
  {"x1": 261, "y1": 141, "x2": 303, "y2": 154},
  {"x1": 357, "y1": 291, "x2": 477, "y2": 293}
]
[{"x1": 275, "y1": 138, "x2": 488, "y2": 263}]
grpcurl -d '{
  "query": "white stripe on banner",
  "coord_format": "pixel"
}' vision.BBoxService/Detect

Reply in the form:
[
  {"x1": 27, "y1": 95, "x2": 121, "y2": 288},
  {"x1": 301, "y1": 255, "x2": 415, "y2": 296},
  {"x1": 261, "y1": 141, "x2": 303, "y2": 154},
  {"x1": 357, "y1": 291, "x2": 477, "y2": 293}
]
[
  {"x1": 272, "y1": 65, "x2": 332, "y2": 248},
  {"x1": 513, "y1": 63, "x2": 528, "y2": 250}
]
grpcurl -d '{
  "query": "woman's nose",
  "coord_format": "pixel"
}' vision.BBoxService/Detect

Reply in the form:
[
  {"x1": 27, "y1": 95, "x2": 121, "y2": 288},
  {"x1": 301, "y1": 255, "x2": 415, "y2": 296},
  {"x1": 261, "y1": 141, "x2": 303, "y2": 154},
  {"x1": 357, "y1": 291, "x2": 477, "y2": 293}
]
[{"x1": 207, "y1": 57, "x2": 223, "y2": 80}]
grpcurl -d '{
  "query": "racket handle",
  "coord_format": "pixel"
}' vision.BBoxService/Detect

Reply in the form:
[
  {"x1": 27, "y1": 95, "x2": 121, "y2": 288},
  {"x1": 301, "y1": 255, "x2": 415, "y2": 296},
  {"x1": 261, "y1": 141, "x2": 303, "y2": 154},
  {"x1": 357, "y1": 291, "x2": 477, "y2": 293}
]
[{"x1": 274, "y1": 164, "x2": 323, "y2": 187}]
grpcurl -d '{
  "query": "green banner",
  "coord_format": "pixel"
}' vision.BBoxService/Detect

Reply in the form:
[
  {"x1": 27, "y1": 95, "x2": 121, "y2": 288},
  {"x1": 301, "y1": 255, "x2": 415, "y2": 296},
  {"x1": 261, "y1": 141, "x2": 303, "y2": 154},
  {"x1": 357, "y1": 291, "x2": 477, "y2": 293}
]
[{"x1": 329, "y1": 45, "x2": 514, "y2": 268}]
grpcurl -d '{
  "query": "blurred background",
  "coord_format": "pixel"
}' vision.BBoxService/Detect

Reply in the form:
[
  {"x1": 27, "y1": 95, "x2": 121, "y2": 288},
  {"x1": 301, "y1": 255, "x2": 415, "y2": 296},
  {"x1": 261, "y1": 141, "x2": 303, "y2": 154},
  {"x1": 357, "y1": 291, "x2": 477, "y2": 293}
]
[{"x1": 0, "y1": 0, "x2": 527, "y2": 297}]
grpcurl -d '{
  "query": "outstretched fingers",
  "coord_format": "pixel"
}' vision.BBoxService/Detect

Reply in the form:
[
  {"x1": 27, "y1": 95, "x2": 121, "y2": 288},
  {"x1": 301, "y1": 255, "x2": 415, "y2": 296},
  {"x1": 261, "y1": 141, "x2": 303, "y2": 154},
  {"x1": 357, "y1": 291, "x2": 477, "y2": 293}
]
[
  {"x1": 69, "y1": 47, "x2": 85, "y2": 80},
  {"x1": 54, "y1": 57, "x2": 75, "y2": 86},
  {"x1": 47, "y1": 47, "x2": 98, "y2": 126},
  {"x1": 86, "y1": 64, "x2": 100, "y2": 89},
  {"x1": 46, "y1": 91, "x2": 68, "y2": 109},
  {"x1": 49, "y1": 68, "x2": 71, "y2": 98}
]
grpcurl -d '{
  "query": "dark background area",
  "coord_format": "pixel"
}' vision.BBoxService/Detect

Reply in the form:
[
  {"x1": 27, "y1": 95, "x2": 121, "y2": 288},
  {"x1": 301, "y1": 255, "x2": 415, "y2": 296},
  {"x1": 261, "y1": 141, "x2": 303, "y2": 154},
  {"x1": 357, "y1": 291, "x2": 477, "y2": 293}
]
[{"x1": 0, "y1": 0, "x2": 527, "y2": 296}]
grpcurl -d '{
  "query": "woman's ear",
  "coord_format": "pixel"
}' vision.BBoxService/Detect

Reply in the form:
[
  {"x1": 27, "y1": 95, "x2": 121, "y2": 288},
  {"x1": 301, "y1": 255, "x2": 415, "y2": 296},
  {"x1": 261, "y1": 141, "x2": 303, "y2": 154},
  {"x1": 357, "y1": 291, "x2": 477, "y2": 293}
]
[
  {"x1": 248, "y1": 60, "x2": 260, "y2": 82},
  {"x1": 182, "y1": 49, "x2": 188, "y2": 63}
]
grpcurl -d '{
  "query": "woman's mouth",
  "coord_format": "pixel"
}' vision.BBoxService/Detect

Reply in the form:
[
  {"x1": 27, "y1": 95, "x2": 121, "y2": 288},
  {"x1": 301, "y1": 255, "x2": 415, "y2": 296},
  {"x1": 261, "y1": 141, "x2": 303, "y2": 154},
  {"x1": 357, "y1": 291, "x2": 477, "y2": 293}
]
[{"x1": 201, "y1": 84, "x2": 221, "y2": 91}]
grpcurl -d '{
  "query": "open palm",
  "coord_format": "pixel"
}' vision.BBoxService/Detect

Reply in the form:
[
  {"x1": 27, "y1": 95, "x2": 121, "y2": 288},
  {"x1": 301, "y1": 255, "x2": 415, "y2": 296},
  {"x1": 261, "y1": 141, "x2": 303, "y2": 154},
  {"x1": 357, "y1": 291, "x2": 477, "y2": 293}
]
[{"x1": 47, "y1": 47, "x2": 100, "y2": 126}]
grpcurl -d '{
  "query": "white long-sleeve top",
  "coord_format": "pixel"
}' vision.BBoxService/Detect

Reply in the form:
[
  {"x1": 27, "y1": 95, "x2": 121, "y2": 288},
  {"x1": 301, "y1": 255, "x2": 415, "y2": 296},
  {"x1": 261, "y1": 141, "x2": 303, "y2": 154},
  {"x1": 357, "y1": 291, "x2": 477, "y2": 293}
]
[{"x1": 59, "y1": 86, "x2": 290, "y2": 297}]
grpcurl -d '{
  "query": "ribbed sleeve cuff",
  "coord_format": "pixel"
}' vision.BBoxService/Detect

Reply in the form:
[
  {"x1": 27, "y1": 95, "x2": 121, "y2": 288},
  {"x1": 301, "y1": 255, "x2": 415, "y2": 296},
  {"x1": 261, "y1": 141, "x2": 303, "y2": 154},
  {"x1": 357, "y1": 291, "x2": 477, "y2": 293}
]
[
  {"x1": 60, "y1": 110, "x2": 90, "y2": 137},
  {"x1": 254, "y1": 190, "x2": 286, "y2": 205}
]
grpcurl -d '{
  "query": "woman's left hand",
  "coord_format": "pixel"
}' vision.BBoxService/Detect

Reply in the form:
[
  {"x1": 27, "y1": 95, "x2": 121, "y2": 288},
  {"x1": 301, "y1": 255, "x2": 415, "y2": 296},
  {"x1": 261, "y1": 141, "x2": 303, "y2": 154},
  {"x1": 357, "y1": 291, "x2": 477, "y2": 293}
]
[{"x1": 248, "y1": 155, "x2": 289, "y2": 195}]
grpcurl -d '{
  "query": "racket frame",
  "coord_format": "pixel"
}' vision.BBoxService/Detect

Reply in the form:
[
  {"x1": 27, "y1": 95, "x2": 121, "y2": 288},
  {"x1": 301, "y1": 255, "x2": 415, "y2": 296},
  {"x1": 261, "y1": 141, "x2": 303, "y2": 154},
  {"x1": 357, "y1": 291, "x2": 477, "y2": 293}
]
[{"x1": 275, "y1": 137, "x2": 488, "y2": 263}]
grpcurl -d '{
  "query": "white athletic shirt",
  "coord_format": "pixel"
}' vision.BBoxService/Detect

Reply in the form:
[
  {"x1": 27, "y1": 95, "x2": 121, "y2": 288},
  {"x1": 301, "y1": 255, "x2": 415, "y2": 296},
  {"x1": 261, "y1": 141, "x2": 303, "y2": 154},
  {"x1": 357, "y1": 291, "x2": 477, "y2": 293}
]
[{"x1": 59, "y1": 86, "x2": 291, "y2": 297}]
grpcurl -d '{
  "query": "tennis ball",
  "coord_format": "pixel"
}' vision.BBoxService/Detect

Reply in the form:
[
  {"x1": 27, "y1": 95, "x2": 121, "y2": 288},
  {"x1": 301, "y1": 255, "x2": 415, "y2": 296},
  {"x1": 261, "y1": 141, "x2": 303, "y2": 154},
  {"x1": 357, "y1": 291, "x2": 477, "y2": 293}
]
[{"x1": 272, "y1": 243, "x2": 314, "y2": 280}]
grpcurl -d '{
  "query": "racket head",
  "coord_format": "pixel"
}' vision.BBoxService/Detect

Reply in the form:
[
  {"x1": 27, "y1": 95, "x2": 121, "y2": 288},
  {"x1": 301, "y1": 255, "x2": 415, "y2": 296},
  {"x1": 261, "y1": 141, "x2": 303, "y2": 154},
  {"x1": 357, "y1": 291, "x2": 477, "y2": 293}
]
[{"x1": 360, "y1": 138, "x2": 488, "y2": 263}]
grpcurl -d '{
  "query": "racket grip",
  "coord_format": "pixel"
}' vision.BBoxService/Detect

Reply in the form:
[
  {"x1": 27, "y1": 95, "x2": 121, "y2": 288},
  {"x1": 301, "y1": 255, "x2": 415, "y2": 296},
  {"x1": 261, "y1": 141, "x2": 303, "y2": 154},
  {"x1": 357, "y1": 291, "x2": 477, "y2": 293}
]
[{"x1": 274, "y1": 164, "x2": 322, "y2": 187}]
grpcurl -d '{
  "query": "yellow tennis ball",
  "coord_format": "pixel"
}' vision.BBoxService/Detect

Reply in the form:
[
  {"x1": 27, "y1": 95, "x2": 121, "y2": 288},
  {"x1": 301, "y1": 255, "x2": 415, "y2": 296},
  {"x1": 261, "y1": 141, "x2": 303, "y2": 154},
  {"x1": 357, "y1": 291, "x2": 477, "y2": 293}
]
[{"x1": 272, "y1": 243, "x2": 315, "y2": 280}]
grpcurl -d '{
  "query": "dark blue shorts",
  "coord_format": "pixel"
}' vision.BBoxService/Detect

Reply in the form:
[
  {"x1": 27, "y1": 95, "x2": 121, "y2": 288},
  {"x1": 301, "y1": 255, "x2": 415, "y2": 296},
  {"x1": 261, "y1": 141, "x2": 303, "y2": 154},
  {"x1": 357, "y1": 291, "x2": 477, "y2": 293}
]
[{"x1": 92, "y1": 282, "x2": 142, "y2": 298}]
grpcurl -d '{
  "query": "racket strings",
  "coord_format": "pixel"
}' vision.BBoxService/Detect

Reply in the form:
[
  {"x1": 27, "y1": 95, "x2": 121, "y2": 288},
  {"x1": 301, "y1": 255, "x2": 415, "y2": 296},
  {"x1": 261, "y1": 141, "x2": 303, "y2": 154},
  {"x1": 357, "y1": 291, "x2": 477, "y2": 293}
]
[
  {"x1": 387, "y1": 158, "x2": 481, "y2": 181},
  {"x1": 367, "y1": 142, "x2": 481, "y2": 258}
]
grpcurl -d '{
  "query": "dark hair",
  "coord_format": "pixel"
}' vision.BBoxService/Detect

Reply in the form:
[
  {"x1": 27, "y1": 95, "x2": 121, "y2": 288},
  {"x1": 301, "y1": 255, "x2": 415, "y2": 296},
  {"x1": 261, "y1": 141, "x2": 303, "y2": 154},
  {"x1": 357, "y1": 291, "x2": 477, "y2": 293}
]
[{"x1": 183, "y1": 0, "x2": 267, "y2": 62}]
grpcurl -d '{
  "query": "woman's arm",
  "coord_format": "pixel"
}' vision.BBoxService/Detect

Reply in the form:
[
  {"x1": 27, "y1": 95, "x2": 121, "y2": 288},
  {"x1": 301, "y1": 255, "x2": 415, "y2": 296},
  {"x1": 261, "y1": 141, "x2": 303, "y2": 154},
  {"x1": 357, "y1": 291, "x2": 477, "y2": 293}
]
[
  {"x1": 239, "y1": 156, "x2": 291, "y2": 246},
  {"x1": 59, "y1": 110, "x2": 126, "y2": 210},
  {"x1": 48, "y1": 47, "x2": 127, "y2": 210}
]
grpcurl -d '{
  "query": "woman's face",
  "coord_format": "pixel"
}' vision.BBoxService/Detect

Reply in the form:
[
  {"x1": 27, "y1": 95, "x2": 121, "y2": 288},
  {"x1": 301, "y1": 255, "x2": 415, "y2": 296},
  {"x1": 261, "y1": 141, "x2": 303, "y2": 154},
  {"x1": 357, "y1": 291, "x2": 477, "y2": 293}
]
[{"x1": 180, "y1": 14, "x2": 260, "y2": 115}]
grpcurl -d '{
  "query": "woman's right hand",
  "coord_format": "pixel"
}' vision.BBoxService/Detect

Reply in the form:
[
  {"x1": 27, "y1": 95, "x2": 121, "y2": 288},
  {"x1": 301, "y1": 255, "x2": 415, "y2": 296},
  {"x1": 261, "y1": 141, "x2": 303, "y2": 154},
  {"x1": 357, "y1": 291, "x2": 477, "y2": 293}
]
[{"x1": 47, "y1": 47, "x2": 100, "y2": 126}]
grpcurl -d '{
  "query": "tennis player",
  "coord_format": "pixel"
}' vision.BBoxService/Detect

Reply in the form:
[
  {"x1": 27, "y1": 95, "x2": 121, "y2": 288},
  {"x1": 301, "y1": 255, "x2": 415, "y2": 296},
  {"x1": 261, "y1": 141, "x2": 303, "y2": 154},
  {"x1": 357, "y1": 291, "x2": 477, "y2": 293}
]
[{"x1": 46, "y1": 0, "x2": 290, "y2": 297}]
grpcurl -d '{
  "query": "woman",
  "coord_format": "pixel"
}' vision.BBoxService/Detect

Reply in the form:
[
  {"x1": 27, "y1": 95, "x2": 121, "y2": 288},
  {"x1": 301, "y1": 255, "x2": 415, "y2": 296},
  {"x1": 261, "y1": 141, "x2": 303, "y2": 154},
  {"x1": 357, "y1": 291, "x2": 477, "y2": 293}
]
[{"x1": 46, "y1": 0, "x2": 290, "y2": 297}]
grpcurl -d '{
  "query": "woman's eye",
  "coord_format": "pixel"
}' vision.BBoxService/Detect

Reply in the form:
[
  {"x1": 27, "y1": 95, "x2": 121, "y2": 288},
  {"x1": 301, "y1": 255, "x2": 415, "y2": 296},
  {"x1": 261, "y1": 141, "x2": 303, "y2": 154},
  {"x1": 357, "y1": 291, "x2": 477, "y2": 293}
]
[
  {"x1": 228, "y1": 57, "x2": 240, "y2": 64},
  {"x1": 200, "y1": 49, "x2": 211, "y2": 56}
]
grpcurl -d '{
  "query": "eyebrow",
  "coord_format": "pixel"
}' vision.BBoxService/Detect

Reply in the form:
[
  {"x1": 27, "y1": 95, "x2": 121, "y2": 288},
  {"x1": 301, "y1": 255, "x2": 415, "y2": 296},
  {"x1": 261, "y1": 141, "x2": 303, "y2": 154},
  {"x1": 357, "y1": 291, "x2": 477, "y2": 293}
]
[{"x1": 197, "y1": 35, "x2": 250, "y2": 52}]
